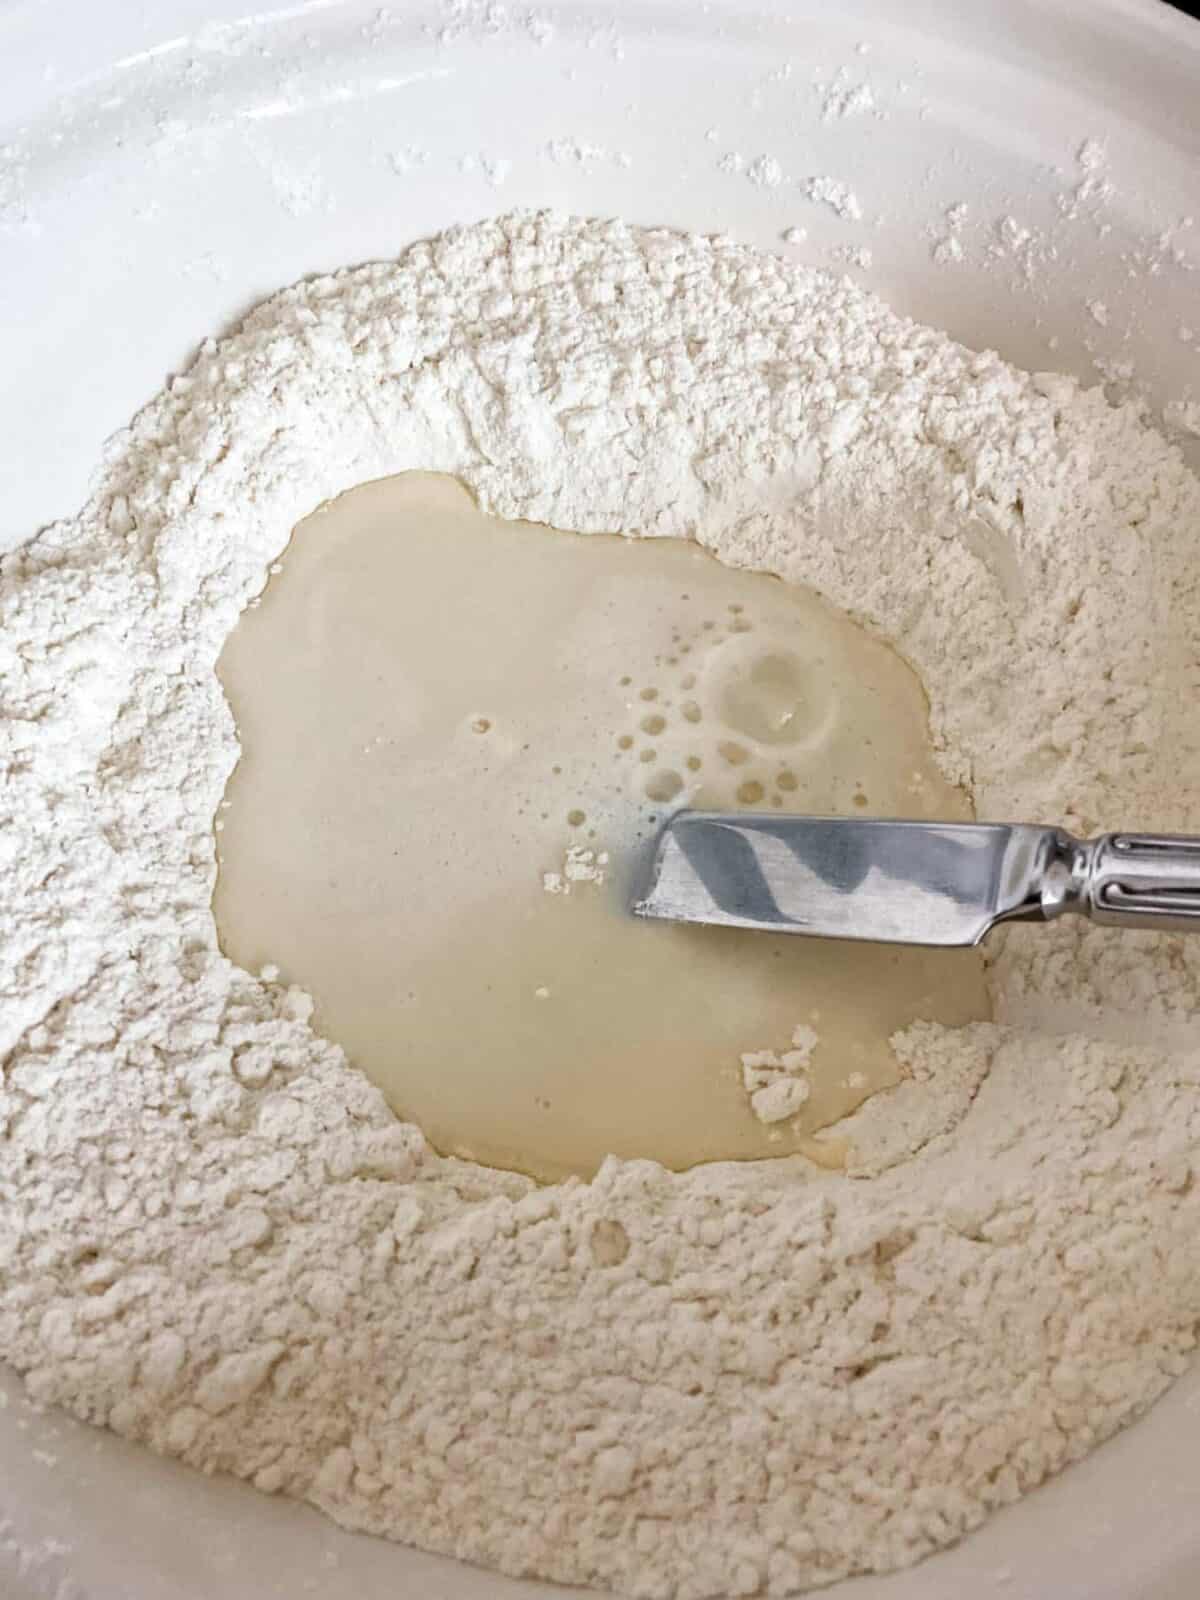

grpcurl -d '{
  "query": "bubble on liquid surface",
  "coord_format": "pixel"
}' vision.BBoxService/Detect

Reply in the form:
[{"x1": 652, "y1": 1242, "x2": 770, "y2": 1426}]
[
  {"x1": 645, "y1": 769, "x2": 684, "y2": 803},
  {"x1": 718, "y1": 647, "x2": 826, "y2": 746}
]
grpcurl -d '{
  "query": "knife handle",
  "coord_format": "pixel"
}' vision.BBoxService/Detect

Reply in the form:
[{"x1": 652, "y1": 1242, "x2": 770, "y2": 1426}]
[{"x1": 1080, "y1": 833, "x2": 1200, "y2": 932}]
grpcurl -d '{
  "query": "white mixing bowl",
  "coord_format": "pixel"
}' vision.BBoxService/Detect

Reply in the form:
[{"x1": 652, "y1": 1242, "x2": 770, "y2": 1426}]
[{"x1": 2, "y1": 2, "x2": 1198, "y2": 1596}]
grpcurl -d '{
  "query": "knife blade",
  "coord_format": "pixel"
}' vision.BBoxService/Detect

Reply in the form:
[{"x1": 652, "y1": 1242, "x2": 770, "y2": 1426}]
[{"x1": 631, "y1": 813, "x2": 1200, "y2": 947}]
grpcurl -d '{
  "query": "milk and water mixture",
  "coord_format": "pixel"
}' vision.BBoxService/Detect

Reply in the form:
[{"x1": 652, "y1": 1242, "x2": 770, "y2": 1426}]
[
  {"x1": 215, "y1": 473, "x2": 986, "y2": 1179},
  {"x1": 4, "y1": 215, "x2": 1199, "y2": 1600}
]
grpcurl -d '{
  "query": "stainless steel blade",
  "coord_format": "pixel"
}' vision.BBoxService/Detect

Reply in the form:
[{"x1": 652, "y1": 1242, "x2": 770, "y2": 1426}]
[{"x1": 632, "y1": 813, "x2": 1064, "y2": 947}]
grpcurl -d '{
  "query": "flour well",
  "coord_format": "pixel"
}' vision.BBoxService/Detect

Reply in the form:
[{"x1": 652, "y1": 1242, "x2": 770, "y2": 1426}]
[
  {"x1": 2, "y1": 213, "x2": 1199, "y2": 1599},
  {"x1": 212, "y1": 470, "x2": 984, "y2": 1180}
]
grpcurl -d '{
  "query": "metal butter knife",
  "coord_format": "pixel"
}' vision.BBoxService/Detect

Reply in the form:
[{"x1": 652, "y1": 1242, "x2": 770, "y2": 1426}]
[{"x1": 632, "y1": 814, "x2": 1200, "y2": 947}]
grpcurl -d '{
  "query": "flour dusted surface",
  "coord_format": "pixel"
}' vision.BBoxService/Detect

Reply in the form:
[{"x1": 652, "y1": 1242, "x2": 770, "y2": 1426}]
[{"x1": 2, "y1": 213, "x2": 1199, "y2": 1598}]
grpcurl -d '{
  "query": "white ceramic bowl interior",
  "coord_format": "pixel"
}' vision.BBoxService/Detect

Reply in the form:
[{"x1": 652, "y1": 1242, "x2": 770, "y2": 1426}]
[{"x1": 2, "y1": 2, "x2": 1198, "y2": 1596}]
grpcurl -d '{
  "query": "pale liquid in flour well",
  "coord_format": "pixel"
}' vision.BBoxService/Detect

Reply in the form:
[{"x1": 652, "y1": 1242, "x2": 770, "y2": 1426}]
[{"x1": 214, "y1": 474, "x2": 988, "y2": 1180}]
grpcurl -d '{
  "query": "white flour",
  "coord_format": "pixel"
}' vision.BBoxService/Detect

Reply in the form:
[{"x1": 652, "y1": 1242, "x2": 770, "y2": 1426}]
[
  {"x1": 741, "y1": 1027, "x2": 819, "y2": 1127},
  {"x1": 543, "y1": 846, "x2": 610, "y2": 896},
  {"x1": 2, "y1": 212, "x2": 1200, "y2": 1598}
]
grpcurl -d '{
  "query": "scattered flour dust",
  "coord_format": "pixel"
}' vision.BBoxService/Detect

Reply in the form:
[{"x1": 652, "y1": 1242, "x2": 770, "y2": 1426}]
[
  {"x1": 820, "y1": 72, "x2": 877, "y2": 124},
  {"x1": 802, "y1": 175, "x2": 863, "y2": 221},
  {"x1": 2, "y1": 211, "x2": 1200, "y2": 1599},
  {"x1": 542, "y1": 845, "x2": 610, "y2": 896}
]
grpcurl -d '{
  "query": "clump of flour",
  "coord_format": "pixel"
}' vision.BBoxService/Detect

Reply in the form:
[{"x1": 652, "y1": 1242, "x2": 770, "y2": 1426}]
[
  {"x1": 741, "y1": 1024, "x2": 818, "y2": 1124},
  {"x1": 2, "y1": 212, "x2": 1199, "y2": 1599}
]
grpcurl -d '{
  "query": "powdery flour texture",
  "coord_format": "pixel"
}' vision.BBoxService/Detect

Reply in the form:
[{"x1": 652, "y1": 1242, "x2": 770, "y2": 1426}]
[{"x1": 2, "y1": 214, "x2": 1200, "y2": 1598}]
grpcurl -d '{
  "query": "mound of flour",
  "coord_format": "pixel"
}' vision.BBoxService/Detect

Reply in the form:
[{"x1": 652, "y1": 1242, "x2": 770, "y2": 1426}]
[{"x1": 2, "y1": 213, "x2": 1199, "y2": 1597}]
